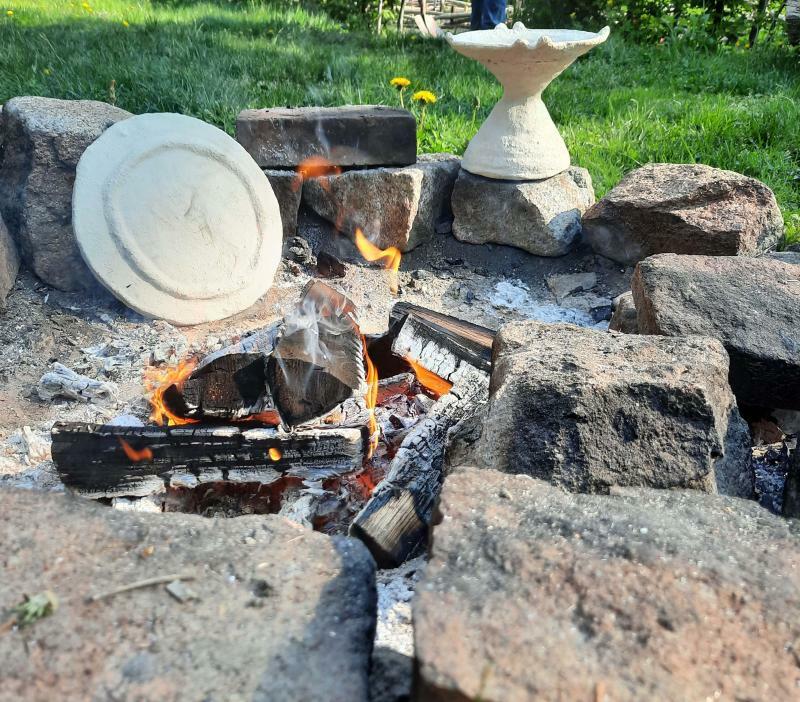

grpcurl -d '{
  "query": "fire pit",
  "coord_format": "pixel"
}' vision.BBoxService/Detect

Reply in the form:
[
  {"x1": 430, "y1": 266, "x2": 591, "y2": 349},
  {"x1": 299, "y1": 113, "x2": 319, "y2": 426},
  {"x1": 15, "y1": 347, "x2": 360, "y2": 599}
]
[{"x1": 49, "y1": 281, "x2": 492, "y2": 566}]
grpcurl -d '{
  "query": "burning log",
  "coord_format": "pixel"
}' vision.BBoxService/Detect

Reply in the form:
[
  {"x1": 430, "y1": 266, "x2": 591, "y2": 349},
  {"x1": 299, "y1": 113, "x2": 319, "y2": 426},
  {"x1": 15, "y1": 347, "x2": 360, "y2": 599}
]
[
  {"x1": 52, "y1": 422, "x2": 368, "y2": 498},
  {"x1": 389, "y1": 302, "x2": 494, "y2": 373},
  {"x1": 350, "y1": 304, "x2": 492, "y2": 567},
  {"x1": 163, "y1": 281, "x2": 366, "y2": 426}
]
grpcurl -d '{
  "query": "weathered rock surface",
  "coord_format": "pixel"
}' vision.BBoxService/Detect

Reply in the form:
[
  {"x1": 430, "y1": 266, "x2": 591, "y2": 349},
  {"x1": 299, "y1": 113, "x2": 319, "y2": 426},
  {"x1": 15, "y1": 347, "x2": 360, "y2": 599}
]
[
  {"x1": 303, "y1": 154, "x2": 460, "y2": 251},
  {"x1": 414, "y1": 467, "x2": 800, "y2": 702},
  {"x1": 236, "y1": 106, "x2": 416, "y2": 168},
  {"x1": 0, "y1": 97, "x2": 131, "y2": 291},
  {"x1": 452, "y1": 166, "x2": 595, "y2": 256},
  {"x1": 264, "y1": 169, "x2": 302, "y2": 239},
  {"x1": 582, "y1": 163, "x2": 783, "y2": 264},
  {"x1": 0, "y1": 212, "x2": 19, "y2": 307},
  {"x1": 0, "y1": 489, "x2": 376, "y2": 702},
  {"x1": 766, "y1": 250, "x2": 800, "y2": 265},
  {"x1": 545, "y1": 271, "x2": 596, "y2": 302},
  {"x1": 609, "y1": 290, "x2": 638, "y2": 333},
  {"x1": 474, "y1": 321, "x2": 753, "y2": 497},
  {"x1": 632, "y1": 254, "x2": 800, "y2": 410}
]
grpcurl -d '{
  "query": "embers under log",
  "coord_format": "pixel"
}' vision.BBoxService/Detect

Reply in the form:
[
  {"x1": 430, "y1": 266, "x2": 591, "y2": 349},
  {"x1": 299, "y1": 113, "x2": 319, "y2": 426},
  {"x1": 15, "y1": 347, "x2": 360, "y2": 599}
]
[{"x1": 52, "y1": 422, "x2": 369, "y2": 498}]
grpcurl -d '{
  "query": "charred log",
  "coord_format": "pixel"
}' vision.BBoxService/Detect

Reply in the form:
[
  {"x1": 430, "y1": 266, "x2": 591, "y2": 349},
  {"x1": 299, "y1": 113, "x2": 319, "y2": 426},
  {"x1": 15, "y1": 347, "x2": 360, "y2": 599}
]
[
  {"x1": 390, "y1": 302, "x2": 495, "y2": 373},
  {"x1": 351, "y1": 306, "x2": 492, "y2": 567},
  {"x1": 52, "y1": 422, "x2": 367, "y2": 498},
  {"x1": 350, "y1": 366, "x2": 488, "y2": 567}
]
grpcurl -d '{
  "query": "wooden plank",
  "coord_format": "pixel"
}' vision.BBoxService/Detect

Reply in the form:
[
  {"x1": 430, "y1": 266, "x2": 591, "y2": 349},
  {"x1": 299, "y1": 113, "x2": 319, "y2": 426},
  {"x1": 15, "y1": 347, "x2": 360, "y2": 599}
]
[{"x1": 52, "y1": 422, "x2": 367, "y2": 498}]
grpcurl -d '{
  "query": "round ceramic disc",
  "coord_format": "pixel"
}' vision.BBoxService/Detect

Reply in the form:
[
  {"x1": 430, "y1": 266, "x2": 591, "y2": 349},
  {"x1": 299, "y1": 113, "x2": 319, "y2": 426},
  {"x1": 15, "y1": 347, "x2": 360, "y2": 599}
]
[{"x1": 73, "y1": 113, "x2": 282, "y2": 325}]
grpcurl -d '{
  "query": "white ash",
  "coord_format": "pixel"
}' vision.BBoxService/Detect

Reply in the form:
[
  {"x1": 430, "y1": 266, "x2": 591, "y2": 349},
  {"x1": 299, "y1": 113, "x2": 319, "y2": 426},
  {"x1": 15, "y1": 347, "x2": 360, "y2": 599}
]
[
  {"x1": 489, "y1": 279, "x2": 605, "y2": 327},
  {"x1": 375, "y1": 556, "x2": 427, "y2": 657}
]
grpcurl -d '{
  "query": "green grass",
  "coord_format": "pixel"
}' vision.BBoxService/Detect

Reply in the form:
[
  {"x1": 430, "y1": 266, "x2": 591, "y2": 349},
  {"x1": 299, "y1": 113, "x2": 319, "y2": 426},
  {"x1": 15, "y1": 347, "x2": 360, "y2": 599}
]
[{"x1": 2, "y1": 0, "x2": 799, "y2": 242}]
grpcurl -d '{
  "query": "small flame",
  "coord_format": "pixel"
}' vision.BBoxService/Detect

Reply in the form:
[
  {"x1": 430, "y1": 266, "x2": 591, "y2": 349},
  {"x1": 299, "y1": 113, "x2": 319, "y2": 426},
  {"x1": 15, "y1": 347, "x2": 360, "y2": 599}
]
[
  {"x1": 405, "y1": 357, "x2": 453, "y2": 399},
  {"x1": 144, "y1": 358, "x2": 199, "y2": 426},
  {"x1": 292, "y1": 156, "x2": 342, "y2": 192},
  {"x1": 362, "y1": 335, "x2": 380, "y2": 458},
  {"x1": 118, "y1": 438, "x2": 153, "y2": 462},
  {"x1": 354, "y1": 228, "x2": 401, "y2": 295},
  {"x1": 268, "y1": 447, "x2": 282, "y2": 461}
]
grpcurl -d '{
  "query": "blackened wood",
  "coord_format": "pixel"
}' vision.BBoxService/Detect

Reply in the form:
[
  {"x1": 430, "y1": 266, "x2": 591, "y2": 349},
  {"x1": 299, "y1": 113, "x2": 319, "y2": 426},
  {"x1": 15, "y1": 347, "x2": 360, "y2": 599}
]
[
  {"x1": 350, "y1": 366, "x2": 488, "y2": 567},
  {"x1": 180, "y1": 353, "x2": 275, "y2": 420},
  {"x1": 270, "y1": 280, "x2": 364, "y2": 425},
  {"x1": 52, "y1": 422, "x2": 367, "y2": 498},
  {"x1": 389, "y1": 302, "x2": 495, "y2": 373}
]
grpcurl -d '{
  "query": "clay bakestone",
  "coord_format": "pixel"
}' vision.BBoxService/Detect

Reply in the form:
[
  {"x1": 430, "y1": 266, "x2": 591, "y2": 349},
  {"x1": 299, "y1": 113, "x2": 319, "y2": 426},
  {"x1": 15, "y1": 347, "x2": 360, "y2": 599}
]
[{"x1": 72, "y1": 113, "x2": 282, "y2": 326}]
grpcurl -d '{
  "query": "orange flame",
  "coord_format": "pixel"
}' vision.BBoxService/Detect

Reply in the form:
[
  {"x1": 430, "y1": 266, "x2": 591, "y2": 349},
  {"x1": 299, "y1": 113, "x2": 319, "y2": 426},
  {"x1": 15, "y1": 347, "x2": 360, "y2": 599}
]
[
  {"x1": 268, "y1": 447, "x2": 282, "y2": 461},
  {"x1": 144, "y1": 358, "x2": 199, "y2": 426},
  {"x1": 362, "y1": 335, "x2": 380, "y2": 458},
  {"x1": 118, "y1": 438, "x2": 153, "y2": 462},
  {"x1": 292, "y1": 156, "x2": 342, "y2": 192},
  {"x1": 405, "y1": 357, "x2": 453, "y2": 399},
  {"x1": 354, "y1": 228, "x2": 401, "y2": 295}
]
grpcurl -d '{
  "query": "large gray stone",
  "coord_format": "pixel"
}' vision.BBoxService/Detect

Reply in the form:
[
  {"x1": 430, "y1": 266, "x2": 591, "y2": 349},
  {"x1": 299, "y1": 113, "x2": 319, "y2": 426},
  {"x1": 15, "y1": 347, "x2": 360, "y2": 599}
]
[
  {"x1": 452, "y1": 166, "x2": 595, "y2": 256},
  {"x1": 582, "y1": 163, "x2": 783, "y2": 264},
  {"x1": 0, "y1": 97, "x2": 131, "y2": 291},
  {"x1": 0, "y1": 212, "x2": 19, "y2": 307},
  {"x1": 0, "y1": 489, "x2": 376, "y2": 701},
  {"x1": 264, "y1": 169, "x2": 302, "y2": 240},
  {"x1": 632, "y1": 254, "x2": 800, "y2": 410},
  {"x1": 236, "y1": 106, "x2": 416, "y2": 169},
  {"x1": 414, "y1": 467, "x2": 800, "y2": 702},
  {"x1": 473, "y1": 321, "x2": 753, "y2": 497},
  {"x1": 302, "y1": 154, "x2": 460, "y2": 252}
]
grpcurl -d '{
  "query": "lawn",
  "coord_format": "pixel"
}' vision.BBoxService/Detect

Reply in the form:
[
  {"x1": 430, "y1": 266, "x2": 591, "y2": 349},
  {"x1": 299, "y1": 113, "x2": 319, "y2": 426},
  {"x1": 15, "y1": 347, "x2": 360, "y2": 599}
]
[{"x1": 1, "y1": 0, "x2": 799, "y2": 242}]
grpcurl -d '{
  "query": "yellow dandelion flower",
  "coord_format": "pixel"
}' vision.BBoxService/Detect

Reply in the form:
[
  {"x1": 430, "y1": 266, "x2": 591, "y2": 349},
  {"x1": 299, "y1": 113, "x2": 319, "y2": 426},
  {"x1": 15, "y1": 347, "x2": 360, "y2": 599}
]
[
  {"x1": 6, "y1": 9, "x2": 13, "y2": 16},
  {"x1": 412, "y1": 90, "x2": 437, "y2": 105},
  {"x1": 390, "y1": 77, "x2": 411, "y2": 89},
  {"x1": 43, "y1": 67, "x2": 51, "y2": 76},
  {"x1": 122, "y1": 19, "x2": 129, "y2": 27}
]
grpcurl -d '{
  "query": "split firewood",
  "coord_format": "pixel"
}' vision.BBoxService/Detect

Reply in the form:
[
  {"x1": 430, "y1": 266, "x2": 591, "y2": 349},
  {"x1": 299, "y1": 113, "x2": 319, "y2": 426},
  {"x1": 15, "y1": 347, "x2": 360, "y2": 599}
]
[
  {"x1": 350, "y1": 304, "x2": 492, "y2": 567},
  {"x1": 163, "y1": 281, "x2": 365, "y2": 426},
  {"x1": 350, "y1": 365, "x2": 488, "y2": 567},
  {"x1": 52, "y1": 422, "x2": 368, "y2": 498},
  {"x1": 389, "y1": 302, "x2": 495, "y2": 373}
]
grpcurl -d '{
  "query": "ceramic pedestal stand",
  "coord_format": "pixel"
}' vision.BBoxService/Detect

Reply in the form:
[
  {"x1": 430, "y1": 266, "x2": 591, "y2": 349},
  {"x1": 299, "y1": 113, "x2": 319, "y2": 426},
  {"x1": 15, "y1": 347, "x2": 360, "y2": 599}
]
[{"x1": 446, "y1": 23, "x2": 610, "y2": 181}]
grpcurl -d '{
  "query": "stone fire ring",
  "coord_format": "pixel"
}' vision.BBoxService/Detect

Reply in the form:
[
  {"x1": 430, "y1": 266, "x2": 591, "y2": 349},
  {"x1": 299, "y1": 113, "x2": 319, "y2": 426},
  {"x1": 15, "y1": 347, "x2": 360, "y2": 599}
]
[{"x1": 73, "y1": 113, "x2": 282, "y2": 326}]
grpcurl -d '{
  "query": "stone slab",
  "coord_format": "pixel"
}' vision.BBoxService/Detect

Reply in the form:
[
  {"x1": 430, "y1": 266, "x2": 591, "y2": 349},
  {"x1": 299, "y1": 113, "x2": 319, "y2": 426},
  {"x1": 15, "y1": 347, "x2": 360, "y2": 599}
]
[
  {"x1": 632, "y1": 254, "x2": 800, "y2": 410},
  {"x1": 452, "y1": 167, "x2": 595, "y2": 256},
  {"x1": 0, "y1": 488, "x2": 376, "y2": 701},
  {"x1": 236, "y1": 106, "x2": 417, "y2": 169},
  {"x1": 0, "y1": 212, "x2": 19, "y2": 307},
  {"x1": 264, "y1": 168, "x2": 302, "y2": 239},
  {"x1": 474, "y1": 321, "x2": 753, "y2": 497},
  {"x1": 414, "y1": 467, "x2": 800, "y2": 702},
  {"x1": 302, "y1": 154, "x2": 460, "y2": 252},
  {"x1": 73, "y1": 113, "x2": 283, "y2": 326},
  {"x1": 0, "y1": 97, "x2": 131, "y2": 291},
  {"x1": 582, "y1": 163, "x2": 783, "y2": 264}
]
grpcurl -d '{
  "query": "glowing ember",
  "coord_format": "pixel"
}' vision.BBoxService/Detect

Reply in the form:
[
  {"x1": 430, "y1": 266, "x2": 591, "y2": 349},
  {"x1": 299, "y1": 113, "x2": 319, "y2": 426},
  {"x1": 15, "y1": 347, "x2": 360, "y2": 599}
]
[
  {"x1": 268, "y1": 447, "x2": 282, "y2": 461},
  {"x1": 362, "y1": 335, "x2": 380, "y2": 458},
  {"x1": 292, "y1": 156, "x2": 342, "y2": 192},
  {"x1": 354, "y1": 228, "x2": 401, "y2": 294},
  {"x1": 405, "y1": 357, "x2": 453, "y2": 399},
  {"x1": 144, "y1": 358, "x2": 199, "y2": 426},
  {"x1": 118, "y1": 438, "x2": 153, "y2": 462}
]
